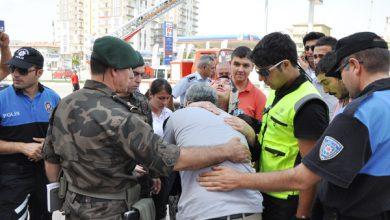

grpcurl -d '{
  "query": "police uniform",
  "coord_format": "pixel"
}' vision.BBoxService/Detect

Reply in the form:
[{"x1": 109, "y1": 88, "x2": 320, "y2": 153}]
[
  {"x1": 302, "y1": 32, "x2": 390, "y2": 220},
  {"x1": 0, "y1": 47, "x2": 60, "y2": 220},
  {"x1": 172, "y1": 72, "x2": 211, "y2": 106},
  {"x1": 42, "y1": 36, "x2": 180, "y2": 219}
]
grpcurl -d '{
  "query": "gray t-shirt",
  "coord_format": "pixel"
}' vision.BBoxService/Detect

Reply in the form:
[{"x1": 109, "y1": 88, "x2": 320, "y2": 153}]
[{"x1": 163, "y1": 107, "x2": 263, "y2": 220}]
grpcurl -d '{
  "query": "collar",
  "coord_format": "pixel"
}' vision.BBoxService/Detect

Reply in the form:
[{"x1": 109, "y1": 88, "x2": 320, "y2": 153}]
[
  {"x1": 241, "y1": 80, "x2": 254, "y2": 92},
  {"x1": 275, "y1": 73, "x2": 308, "y2": 100},
  {"x1": 83, "y1": 80, "x2": 116, "y2": 96},
  {"x1": 356, "y1": 77, "x2": 390, "y2": 98},
  {"x1": 13, "y1": 83, "x2": 45, "y2": 94},
  {"x1": 195, "y1": 72, "x2": 209, "y2": 81}
]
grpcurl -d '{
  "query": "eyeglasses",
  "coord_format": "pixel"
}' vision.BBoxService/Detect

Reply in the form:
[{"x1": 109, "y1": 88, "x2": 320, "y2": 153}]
[
  {"x1": 255, "y1": 60, "x2": 285, "y2": 77},
  {"x1": 313, "y1": 54, "x2": 324, "y2": 60},
  {"x1": 9, "y1": 65, "x2": 37, "y2": 76},
  {"x1": 305, "y1": 45, "x2": 315, "y2": 51}
]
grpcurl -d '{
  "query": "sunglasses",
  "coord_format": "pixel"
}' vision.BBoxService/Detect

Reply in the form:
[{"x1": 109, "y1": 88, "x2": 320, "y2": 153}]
[
  {"x1": 255, "y1": 60, "x2": 285, "y2": 77},
  {"x1": 304, "y1": 45, "x2": 315, "y2": 51},
  {"x1": 9, "y1": 65, "x2": 37, "y2": 76},
  {"x1": 313, "y1": 54, "x2": 325, "y2": 60}
]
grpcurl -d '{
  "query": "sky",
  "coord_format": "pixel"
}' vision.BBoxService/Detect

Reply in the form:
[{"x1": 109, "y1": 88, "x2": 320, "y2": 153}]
[{"x1": 0, "y1": 0, "x2": 389, "y2": 42}]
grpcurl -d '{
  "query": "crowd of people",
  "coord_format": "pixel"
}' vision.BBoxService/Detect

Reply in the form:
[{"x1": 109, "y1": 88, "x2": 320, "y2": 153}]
[{"x1": 0, "y1": 28, "x2": 389, "y2": 220}]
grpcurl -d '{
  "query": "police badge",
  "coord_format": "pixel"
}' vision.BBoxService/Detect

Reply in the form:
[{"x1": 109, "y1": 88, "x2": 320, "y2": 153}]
[{"x1": 319, "y1": 136, "x2": 344, "y2": 161}]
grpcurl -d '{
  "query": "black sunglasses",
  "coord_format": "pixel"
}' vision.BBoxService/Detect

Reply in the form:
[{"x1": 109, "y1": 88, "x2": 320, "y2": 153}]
[
  {"x1": 304, "y1": 45, "x2": 315, "y2": 51},
  {"x1": 255, "y1": 60, "x2": 285, "y2": 77},
  {"x1": 9, "y1": 65, "x2": 37, "y2": 76}
]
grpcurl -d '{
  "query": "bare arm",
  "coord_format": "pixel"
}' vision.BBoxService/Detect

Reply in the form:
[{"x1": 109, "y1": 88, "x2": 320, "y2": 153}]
[
  {"x1": 296, "y1": 139, "x2": 317, "y2": 218},
  {"x1": 0, "y1": 138, "x2": 44, "y2": 161},
  {"x1": 0, "y1": 32, "x2": 11, "y2": 81},
  {"x1": 45, "y1": 161, "x2": 61, "y2": 182},
  {"x1": 198, "y1": 162, "x2": 321, "y2": 192},
  {"x1": 173, "y1": 137, "x2": 250, "y2": 171}
]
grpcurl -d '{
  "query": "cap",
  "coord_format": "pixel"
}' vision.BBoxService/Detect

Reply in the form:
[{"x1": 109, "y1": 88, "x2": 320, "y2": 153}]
[
  {"x1": 6, "y1": 47, "x2": 44, "y2": 69},
  {"x1": 326, "y1": 32, "x2": 388, "y2": 78},
  {"x1": 91, "y1": 36, "x2": 139, "y2": 69},
  {"x1": 133, "y1": 51, "x2": 145, "y2": 69}
]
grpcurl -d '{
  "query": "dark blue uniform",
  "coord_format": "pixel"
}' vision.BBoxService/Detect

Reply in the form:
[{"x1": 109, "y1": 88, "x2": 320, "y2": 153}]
[
  {"x1": 0, "y1": 84, "x2": 60, "y2": 220},
  {"x1": 303, "y1": 78, "x2": 390, "y2": 219}
]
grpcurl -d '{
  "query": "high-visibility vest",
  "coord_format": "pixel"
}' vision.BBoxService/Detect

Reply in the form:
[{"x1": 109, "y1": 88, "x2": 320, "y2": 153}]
[{"x1": 258, "y1": 80, "x2": 325, "y2": 199}]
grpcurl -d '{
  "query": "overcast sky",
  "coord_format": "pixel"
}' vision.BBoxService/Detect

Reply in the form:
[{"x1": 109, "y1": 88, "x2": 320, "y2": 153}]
[{"x1": 0, "y1": 0, "x2": 389, "y2": 42}]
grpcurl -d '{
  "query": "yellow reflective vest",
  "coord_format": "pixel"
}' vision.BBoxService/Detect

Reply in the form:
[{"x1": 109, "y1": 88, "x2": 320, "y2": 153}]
[{"x1": 258, "y1": 80, "x2": 325, "y2": 199}]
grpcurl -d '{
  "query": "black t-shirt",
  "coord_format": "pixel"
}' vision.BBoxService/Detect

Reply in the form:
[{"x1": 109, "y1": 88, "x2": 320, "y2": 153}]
[
  {"x1": 273, "y1": 74, "x2": 329, "y2": 141},
  {"x1": 302, "y1": 78, "x2": 390, "y2": 218},
  {"x1": 294, "y1": 99, "x2": 329, "y2": 140}
]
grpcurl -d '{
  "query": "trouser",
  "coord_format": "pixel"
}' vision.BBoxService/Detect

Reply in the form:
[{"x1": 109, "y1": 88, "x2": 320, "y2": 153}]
[
  {"x1": 322, "y1": 206, "x2": 390, "y2": 220},
  {"x1": 262, "y1": 193, "x2": 298, "y2": 220},
  {"x1": 0, "y1": 161, "x2": 52, "y2": 220},
  {"x1": 73, "y1": 83, "x2": 80, "y2": 91},
  {"x1": 138, "y1": 175, "x2": 168, "y2": 219},
  {"x1": 63, "y1": 190, "x2": 128, "y2": 220}
]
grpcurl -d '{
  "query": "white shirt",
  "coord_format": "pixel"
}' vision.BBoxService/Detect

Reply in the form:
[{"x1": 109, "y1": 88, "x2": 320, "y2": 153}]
[{"x1": 152, "y1": 107, "x2": 172, "y2": 137}]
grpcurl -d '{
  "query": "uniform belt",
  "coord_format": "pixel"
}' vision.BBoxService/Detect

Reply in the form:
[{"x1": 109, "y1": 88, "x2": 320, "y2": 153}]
[
  {"x1": 0, "y1": 162, "x2": 34, "y2": 174},
  {"x1": 74, "y1": 193, "x2": 113, "y2": 203},
  {"x1": 68, "y1": 184, "x2": 127, "y2": 200},
  {"x1": 207, "y1": 213, "x2": 254, "y2": 220}
]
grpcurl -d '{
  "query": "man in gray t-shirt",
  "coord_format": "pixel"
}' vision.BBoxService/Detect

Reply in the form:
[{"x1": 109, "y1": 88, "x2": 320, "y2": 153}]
[{"x1": 163, "y1": 84, "x2": 263, "y2": 220}]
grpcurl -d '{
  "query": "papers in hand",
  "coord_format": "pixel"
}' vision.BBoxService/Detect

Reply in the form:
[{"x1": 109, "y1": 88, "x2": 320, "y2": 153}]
[{"x1": 46, "y1": 182, "x2": 63, "y2": 212}]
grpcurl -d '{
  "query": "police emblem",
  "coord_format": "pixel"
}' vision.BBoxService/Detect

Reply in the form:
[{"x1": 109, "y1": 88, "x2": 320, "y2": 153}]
[
  {"x1": 319, "y1": 136, "x2": 344, "y2": 161},
  {"x1": 44, "y1": 102, "x2": 53, "y2": 113},
  {"x1": 15, "y1": 49, "x2": 29, "y2": 60}
]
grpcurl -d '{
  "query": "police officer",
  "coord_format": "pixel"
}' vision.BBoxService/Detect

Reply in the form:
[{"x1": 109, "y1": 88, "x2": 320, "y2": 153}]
[
  {"x1": 0, "y1": 47, "x2": 60, "y2": 220},
  {"x1": 172, "y1": 55, "x2": 215, "y2": 106},
  {"x1": 198, "y1": 32, "x2": 390, "y2": 220},
  {"x1": 43, "y1": 36, "x2": 249, "y2": 219}
]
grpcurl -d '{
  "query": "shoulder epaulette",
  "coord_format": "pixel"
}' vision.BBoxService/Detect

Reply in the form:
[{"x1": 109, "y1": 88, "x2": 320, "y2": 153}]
[{"x1": 187, "y1": 76, "x2": 196, "y2": 82}]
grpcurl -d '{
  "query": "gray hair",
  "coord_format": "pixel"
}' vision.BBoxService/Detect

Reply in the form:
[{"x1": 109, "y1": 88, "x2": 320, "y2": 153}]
[
  {"x1": 185, "y1": 83, "x2": 217, "y2": 105},
  {"x1": 197, "y1": 55, "x2": 215, "y2": 68}
]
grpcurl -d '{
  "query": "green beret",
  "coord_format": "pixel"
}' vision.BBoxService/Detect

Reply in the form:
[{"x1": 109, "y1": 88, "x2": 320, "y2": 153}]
[
  {"x1": 134, "y1": 51, "x2": 145, "y2": 68},
  {"x1": 92, "y1": 36, "x2": 139, "y2": 69}
]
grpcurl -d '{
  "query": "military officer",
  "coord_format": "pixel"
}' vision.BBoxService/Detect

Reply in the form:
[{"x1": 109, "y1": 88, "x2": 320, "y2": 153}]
[{"x1": 43, "y1": 36, "x2": 249, "y2": 219}]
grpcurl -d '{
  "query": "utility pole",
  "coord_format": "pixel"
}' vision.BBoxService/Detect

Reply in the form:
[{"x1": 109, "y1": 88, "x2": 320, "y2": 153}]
[
  {"x1": 264, "y1": 0, "x2": 268, "y2": 35},
  {"x1": 307, "y1": 0, "x2": 323, "y2": 32}
]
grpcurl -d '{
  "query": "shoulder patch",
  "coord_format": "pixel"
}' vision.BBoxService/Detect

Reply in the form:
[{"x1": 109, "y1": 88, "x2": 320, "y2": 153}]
[
  {"x1": 187, "y1": 76, "x2": 196, "y2": 82},
  {"x1": 319, "y1": 136, "x2": 344, "y2": 161}
]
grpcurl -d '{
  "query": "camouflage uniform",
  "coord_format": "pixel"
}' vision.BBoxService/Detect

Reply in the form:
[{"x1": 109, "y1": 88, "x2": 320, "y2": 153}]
[
  {"x1": 121, "y1": 91, "x2": 152, "y2": 126},
  {"x1": 43, "y1": 80, "x2": 180, "y2": 219}
]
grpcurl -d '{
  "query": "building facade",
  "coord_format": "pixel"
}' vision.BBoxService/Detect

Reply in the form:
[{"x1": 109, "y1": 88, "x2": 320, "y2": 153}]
[{"x1": 56, "y1": 0, "x2": 199, "y2": 66}]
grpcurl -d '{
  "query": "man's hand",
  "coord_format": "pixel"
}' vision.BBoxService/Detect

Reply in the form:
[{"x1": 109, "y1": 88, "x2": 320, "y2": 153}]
[
  {"x1": 21, "y1": 137, "x2": 45, "y2": 162},
  {"x1": 224, "y1": 116, "x2": 254, "y2": 137},
  {"x1": 224, "y1": 137, "x2": 251, "y2": 163},
  {"x1": 151, "y1": 178, "x2": 161, "y2": 194},
  {"x1": 0, "y1": 32, "x2": 10, "y2": 48},
  {"x1": 198, "y1": 166, "x2": 242, "y2": 191},
  {"x1": 188, "y1": 101, "x2": 221, "y2": 115},
  {"x1": 298, "y1": 53, "x2": 310, "y2": 72},
  {"x1": 134, "y1": 165, "x2": 148, "y2": 177}
]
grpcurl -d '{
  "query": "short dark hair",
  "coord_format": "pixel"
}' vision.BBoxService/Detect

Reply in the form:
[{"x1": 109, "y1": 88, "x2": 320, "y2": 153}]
[
  {"x1": 348, "y1": 48, "x2": 390, "y2": 74},
  {"x1": 231, "y1": 46, "x2": 252, "y2": 60},
  {"x1": 150, "y1": 78, "x2": 172, "y2": 95},
  {"x1": 315, "y1": 36, "x2": 338, "y2": 50},
  {"x1": 250, "y1": 32, "x2": 298, "y2": 68},
  {"x1": 303, "y1": 32, "x2": 325, "y2": 45},
  {"x1": 315, "y1": 52, "x2": 336, "y2": 76},
  {"x1": 90, "y1": 57, "x2": 108, "y2": 75}
]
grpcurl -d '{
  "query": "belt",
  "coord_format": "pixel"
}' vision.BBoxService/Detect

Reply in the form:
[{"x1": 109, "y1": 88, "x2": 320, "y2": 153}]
[
  {"x1": 208, "y1": 213, "x2": 254, "y2": 220},
  {"x1": 0, "y1": 162, "x2": 35, "y2": 175},
  {"x1": 74, "y1": 193, "x2": 113, "y2": 203}
]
